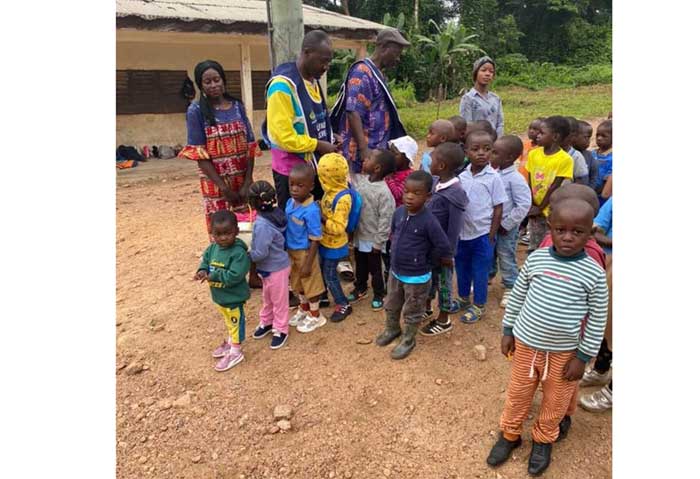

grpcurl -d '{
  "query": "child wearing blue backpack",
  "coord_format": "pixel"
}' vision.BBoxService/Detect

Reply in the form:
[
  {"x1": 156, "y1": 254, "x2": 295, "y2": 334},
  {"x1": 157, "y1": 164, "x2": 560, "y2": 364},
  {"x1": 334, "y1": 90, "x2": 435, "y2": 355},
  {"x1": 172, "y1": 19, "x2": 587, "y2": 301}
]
[
  {"x1": 318, "y1": 152, "x2": 357, "y2": 322},
  {"x1": 346, "y1": 150, "x2": 396, "y2": 311}
]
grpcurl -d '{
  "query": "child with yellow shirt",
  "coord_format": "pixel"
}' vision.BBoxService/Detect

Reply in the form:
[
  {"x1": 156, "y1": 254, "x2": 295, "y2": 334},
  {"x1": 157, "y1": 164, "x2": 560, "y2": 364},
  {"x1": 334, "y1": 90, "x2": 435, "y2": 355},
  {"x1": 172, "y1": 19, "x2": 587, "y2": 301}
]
[
  {"x1": 317, "y1": 153, "x2": 354, "y2": 323},
  {"x1": 525, "y1": 116, "x2": 574, "y2": 253}
]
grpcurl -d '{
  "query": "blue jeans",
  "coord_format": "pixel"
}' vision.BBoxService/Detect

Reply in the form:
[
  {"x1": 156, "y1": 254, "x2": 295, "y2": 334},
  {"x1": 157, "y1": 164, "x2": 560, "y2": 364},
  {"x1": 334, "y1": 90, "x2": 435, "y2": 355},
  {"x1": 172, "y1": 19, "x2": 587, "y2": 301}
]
[
  {"x1": 455, "y1": 234, "x2": 494, "y2": 306},
  {"x1": 490, "y1": 227, "x2": 520, "y2": 289},
  {"x1": 320, "y1": 257, "x2": 348, "y2": 306}
]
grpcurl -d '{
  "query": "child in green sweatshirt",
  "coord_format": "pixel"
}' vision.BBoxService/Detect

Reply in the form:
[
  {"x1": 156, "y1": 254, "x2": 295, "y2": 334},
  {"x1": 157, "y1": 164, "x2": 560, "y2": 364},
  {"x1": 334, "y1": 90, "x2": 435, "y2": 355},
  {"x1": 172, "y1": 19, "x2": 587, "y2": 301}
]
[{"x1": 194, "y1": 210, "x2": 251, "y2": 371}]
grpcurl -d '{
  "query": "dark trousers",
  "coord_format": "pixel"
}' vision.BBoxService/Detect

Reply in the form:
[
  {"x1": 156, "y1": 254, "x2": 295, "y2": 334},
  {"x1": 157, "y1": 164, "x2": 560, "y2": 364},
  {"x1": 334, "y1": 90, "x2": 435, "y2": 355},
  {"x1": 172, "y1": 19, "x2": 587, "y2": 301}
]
[
  {"x1": 273, "y1": 169, "x2": 323, "y2": 209},
  {"x1": 382, "y1": 239, "x2": 392, "y2": 283},
  {"x1": 354, "y1": 249, "x2": 385, "y2": 298},
  {"x1": 594, "y1": 338, "x2": 613, "y2": 373}
]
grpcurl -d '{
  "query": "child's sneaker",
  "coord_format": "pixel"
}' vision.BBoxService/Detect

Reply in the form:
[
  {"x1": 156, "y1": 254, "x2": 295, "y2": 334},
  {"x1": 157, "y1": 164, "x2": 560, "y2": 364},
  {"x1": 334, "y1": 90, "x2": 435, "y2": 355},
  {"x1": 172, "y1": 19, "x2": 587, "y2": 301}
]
[
  {"x1": 579, "y1": 367, "x2": 612, "y2": 387},
  {"x1": 296, "y1": 313, "x2": 328, "y2": 333},
  {"x1": 454, "y1": 297, "x2": 471, "y2": 311},
  {"x1": 420, "y1": 318, "x2": 453, "y2": 336},
  {"x1": 252, "y1": 324, "x2": 273, "y2": 340},
  {"x1": 527, "y1": 441, "x2": 552, "y2": 476},
  {"x1": 500, "y1": 289, "x2": 512, "y2": 309},
  {"x1": 447, "y1": 300, "x2": 462, "y2": 314},
  {"x1": 330, "y1": 304, "x2": 352, "y2": 322},
  {"x1": 421, "y1": 309, "x2": 433, "y2": 321},
  {"x1": 347, "y1": 289, "x2": 368, "y2": 303},
  {"x1": 579, "y1": 384, "x2": 612, "y2": 412},
  {"x1": 270, "y1": 332, "x2": 288, "y2": 349},
  {"x1": 289, "y1": 308, "x2": 308, "y2": 327},
  {"x1": 214, "y1": 348, "x2": 244, "y2": 371},
  {"x1": 371, "y1": 297, "x2": 384, "y2": 311},
  {"x1": 460, "y1": 304, "x2": 484, "y2": 324},
  {"x1": 212, "y1": 339, "x2": 231, "y2": 358}
]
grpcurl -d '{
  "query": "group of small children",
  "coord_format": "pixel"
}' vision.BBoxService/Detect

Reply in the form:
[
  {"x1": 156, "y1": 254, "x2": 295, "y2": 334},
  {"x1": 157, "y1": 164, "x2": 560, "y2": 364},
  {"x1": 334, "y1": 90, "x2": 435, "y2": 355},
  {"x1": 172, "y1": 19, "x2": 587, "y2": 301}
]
[{"x1": 194, "y1": 112, "x2": 613, "y2": 476}]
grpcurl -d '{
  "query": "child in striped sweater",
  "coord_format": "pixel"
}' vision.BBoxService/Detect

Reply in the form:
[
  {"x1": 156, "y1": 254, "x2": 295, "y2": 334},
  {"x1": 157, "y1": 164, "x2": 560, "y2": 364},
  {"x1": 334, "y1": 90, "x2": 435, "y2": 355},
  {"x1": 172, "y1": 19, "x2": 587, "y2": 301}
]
[{"x1": 486, "y1": 197, "x2": 609, "y2": 476}]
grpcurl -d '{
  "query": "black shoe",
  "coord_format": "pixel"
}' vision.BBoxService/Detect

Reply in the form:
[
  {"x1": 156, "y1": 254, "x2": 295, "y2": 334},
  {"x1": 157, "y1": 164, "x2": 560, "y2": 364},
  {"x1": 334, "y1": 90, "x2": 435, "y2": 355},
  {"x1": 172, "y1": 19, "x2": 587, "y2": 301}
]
[
  {"x1": 270, "y1": 332, "x2": 288, "y2": 350},
  {"x1": 288, "y1": 291, "x2": 300, "y2": 309},
  {"x1": 319, "y1": 293, "x2": 331, "y2": 309},
  {"x1": 252, "y1": 324, "x2": 273, "y2": 340},
  {"x1": 527, "y1": 441, "x2": 552, "y2": 476},
  {"x1": 420, "y1": 318, "x2": 453, "y2": 336},
  {"x1": 556, "y1": 415, "x2": 571, "y2": 442},
  {"x1": 486, "y1": 434, "x2": 522, "y2": 467},
  {"x1": 330, "y1": 304, "x2": 352, "y2": 322}
]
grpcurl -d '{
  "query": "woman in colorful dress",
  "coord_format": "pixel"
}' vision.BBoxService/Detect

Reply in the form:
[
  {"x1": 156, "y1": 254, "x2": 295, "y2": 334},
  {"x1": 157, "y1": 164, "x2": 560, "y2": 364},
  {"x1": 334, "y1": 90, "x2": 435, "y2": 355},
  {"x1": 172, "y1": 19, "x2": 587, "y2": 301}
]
[{"x1": 179, "y1": 60, "x2": 257, "y2": 237}]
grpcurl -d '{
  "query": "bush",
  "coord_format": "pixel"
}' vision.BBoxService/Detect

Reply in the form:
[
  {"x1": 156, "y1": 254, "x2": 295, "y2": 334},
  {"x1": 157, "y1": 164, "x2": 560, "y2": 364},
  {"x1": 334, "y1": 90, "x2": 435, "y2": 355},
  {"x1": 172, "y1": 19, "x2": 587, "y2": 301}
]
[{"x1": 493, "y1": 54, "x2": 612, "y2": 90}]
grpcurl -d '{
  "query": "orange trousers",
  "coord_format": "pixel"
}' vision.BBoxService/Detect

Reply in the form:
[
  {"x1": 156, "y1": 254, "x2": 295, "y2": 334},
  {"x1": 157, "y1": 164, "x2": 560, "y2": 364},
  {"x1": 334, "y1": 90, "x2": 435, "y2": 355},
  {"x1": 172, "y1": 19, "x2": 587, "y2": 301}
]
[{"x1": 500, "y1": 339, "x2": 578, "y2": 444}]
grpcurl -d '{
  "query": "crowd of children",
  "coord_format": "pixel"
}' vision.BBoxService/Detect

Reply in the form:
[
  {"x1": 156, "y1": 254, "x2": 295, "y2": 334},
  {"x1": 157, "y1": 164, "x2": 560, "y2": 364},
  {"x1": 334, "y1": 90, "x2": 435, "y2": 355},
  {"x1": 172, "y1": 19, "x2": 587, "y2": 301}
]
[{"x1": 193, "y1": 113, "x2": 613, "y2": 476}]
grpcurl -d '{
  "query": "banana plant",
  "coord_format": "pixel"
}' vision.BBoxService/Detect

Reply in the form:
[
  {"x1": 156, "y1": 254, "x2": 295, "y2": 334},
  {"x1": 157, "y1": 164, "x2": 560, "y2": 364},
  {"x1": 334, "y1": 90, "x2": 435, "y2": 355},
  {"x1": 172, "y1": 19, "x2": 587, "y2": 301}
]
[{"x1": 414, "y1": 19, "x2": 484, "y2": 116}]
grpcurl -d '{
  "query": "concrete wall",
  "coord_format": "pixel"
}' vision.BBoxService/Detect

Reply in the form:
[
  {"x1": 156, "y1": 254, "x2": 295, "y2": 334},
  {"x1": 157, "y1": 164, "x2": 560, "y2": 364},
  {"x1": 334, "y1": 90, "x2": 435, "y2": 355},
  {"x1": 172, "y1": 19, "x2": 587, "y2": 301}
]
[
  {"x1": 116, "y1": 30, "x2": 269, "y2": 146},
  {"x1": 116, "y1": 110, "x2": 267, "y2": 148}
]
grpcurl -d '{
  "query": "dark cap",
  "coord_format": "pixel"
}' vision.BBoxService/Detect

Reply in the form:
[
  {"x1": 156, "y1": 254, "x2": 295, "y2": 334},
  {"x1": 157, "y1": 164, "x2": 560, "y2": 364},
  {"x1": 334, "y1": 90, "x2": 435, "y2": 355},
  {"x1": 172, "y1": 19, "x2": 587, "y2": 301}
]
[{"x1": 376, "y1": 28, "x2": 410, "y2": 47}]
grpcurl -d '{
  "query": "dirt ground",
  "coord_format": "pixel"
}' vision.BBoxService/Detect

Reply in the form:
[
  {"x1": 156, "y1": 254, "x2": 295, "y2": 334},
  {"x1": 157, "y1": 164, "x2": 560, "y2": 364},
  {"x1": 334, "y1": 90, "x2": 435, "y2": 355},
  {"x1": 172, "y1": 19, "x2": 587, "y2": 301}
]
[{"x1": 116, "y1": 126, "x2": 611, "y2": 479}]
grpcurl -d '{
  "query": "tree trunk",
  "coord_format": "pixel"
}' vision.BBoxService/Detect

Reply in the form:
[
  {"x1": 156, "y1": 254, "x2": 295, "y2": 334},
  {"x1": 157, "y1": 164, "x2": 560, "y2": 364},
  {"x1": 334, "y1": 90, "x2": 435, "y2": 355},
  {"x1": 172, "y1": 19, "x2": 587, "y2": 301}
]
[
  {"x1": 266, "y1": 0, "x2": 304, "y2": 68},
  {"x1": 414, "y1": 0, "x2": 419, "y2": 25},
  {"x1": 341, "y1": 0, "x2": 350, "y2": 16}
]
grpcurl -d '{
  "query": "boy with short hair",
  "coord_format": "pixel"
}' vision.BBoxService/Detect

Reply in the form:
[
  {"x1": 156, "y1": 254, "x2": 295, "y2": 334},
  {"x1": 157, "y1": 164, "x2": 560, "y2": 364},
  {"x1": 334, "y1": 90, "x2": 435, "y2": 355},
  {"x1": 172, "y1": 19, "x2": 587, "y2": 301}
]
[
  {"x1": 376, "y1": 170, "x2": 452, "y2": 360},
  {"x1": 574, "y1": 120, "x2": 598, "y2": 189},
  {"x1": 318, "y1": 153, "x2": 354, "y2": 322},
  {"x1": 517, "y1": 117, "x2": 544, "y2": 180},
  {"x1": 420, "y1": 142, "x2": 468, "y2": 335},
  {"x1": 562, "y1": 117, "x2": 589, "y2": 185},
  {"x1": 194, "y1": 210, "x2": 251, "y2": 371},
  {"x1": 420, "y1": 119, "x2": 455, "y2": 172},
  {"x1": 592, "y1": 120, "x2": 612, "y2": 199},
  {"x1": 448, "y1": 115, "x2": 468, "y2": 146},
  {"x1": 526, "y1": 115, "x2": 574, "y2": 253},
  {"x1": 490, "y1": 135, "x2": 532, "y2": 309},
  {"x1": 486, "y1": 197, "x2": 609, "y2": 476},
  {"x1": 347, "y1": 150, "x2": 397, "y2": 311},
  {"x1": 285, "y1": 163, "x2": 328, "y2": 333},
  {"x1": 455, "y1": 130, "x2": 507, "y2": 324}
]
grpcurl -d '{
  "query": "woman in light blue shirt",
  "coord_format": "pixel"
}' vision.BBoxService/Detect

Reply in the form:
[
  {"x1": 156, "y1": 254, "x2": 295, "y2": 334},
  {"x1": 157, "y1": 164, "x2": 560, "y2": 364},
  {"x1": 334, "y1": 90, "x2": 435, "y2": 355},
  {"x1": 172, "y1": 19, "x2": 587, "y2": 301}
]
[{"x1": 459, "y1": 56, "x2": 504, "y2": 137}]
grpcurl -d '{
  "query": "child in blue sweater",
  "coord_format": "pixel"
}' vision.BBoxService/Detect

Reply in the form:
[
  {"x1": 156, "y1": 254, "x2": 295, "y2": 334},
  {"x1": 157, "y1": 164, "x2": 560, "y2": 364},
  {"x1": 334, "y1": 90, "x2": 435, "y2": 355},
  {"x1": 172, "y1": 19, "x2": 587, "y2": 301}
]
[
  {"x1": 375, "y1": 170, "x2": 452, "y2": 360},
  {"x1": 247, "y1": 181, "x2": 292, "y2": 350},
  {"x1": 420, "y1": 142, "x2": 467, "y2": 336}
]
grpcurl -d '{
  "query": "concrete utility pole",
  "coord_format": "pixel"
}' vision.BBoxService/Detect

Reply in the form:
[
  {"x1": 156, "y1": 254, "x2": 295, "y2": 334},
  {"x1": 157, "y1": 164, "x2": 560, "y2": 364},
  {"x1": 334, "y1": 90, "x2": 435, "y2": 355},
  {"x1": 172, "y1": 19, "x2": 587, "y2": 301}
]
[{"x1": 266, "y1": 0, "x2": 304, "y2": 69}]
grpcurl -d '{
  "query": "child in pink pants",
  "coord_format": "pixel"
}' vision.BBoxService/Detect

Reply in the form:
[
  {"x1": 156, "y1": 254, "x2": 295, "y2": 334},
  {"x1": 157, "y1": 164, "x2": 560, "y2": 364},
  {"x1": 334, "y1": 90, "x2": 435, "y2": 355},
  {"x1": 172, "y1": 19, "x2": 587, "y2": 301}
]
[{"x1": 247, "y1": 181, "x2": 291, "y2": 349}]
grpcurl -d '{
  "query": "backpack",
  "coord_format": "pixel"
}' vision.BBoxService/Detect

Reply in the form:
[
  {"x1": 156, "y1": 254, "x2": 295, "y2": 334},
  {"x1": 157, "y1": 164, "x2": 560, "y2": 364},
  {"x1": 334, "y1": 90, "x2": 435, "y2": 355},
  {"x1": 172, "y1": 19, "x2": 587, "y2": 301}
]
[{"x1": 331, "y1": 187, "x2": 362, "y2": 233}]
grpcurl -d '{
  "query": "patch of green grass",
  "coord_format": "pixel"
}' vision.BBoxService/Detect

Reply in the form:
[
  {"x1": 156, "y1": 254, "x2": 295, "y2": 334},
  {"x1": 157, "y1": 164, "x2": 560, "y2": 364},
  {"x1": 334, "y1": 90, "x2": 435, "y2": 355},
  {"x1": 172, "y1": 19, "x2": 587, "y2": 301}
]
[{"x1": 400, "y1": 84, "x2": 612, "y2": 139}]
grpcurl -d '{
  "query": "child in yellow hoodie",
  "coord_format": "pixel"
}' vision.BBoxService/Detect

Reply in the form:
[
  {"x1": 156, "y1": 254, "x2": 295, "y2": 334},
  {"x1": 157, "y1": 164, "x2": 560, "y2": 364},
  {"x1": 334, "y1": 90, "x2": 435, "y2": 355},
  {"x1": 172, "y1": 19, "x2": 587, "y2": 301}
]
[{"x1": 317, "y1": 153, "x2": 353, "y2": 323}]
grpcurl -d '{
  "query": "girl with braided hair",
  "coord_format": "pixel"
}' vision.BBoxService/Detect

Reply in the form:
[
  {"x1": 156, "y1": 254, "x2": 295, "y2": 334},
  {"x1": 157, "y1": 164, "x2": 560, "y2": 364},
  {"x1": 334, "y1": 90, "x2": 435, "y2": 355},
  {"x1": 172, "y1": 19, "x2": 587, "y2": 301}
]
[
  {"x1": 178, "y1": 60, "x2": 257, "y2": 238},
  {"x1": 247, "y1": 181, "x2": 292, "y2": 349}
]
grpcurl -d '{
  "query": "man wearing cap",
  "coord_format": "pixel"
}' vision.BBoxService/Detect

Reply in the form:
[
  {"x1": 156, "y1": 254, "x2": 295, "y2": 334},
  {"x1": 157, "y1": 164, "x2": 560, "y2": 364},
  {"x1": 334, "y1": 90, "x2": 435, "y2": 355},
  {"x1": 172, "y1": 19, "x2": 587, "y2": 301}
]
[
  {"x1": 331, "y1": 28, "x2": 410, "y2": 173},
  {"x1": 459, "y1": 56, "x2": 504, "y2": 137}
]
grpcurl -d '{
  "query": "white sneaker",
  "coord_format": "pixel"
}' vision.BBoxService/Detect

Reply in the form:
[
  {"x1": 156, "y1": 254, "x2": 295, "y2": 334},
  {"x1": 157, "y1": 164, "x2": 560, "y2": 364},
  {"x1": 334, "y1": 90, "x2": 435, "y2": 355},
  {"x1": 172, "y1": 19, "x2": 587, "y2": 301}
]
[
  {"x1": 289, "y1": 308, "x2": 308, "y2": 327},
  {"x1": 500, "y1": 289, "x2": 512, "y2": 308},
  {"x1": 296, "y1": 313, "x2": 327, "y2": 333},
  {"x1": 580, "y1": 367, "x2": 612, "y2": 388},
  {"x1": 579, "y1": 384, "x2": 612, "y2": 412}
]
